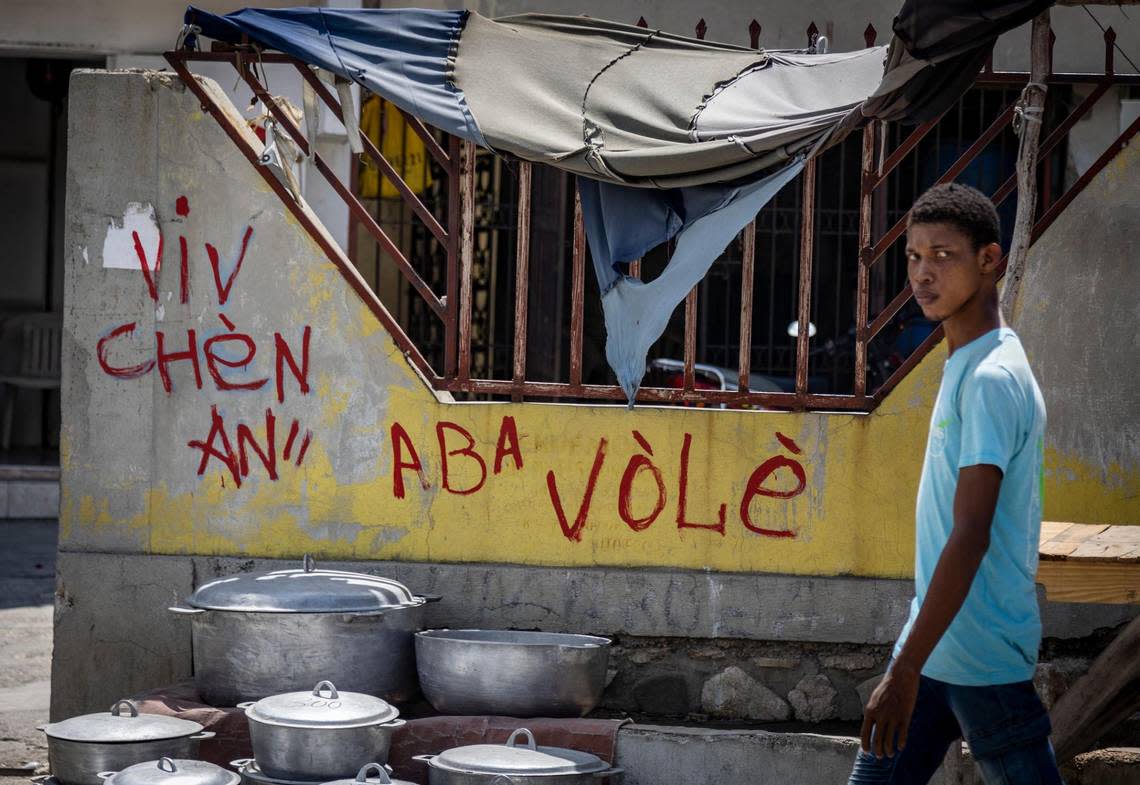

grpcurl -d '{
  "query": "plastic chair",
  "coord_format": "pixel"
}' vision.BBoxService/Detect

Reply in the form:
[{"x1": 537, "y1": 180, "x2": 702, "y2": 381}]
[{"x1": 0, "y1": 313, "x2": 62, "y2": 450}]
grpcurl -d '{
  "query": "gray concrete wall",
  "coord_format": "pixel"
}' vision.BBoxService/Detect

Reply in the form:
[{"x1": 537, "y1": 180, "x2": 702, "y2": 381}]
[{"x1": 50, "y1": 551, "x2": 1137, "y2": 720}]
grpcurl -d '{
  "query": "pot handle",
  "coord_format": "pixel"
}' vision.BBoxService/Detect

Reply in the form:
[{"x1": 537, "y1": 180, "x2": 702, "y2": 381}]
[
  {"x1": 109, "y1": 700, "x2": 139, "y2": 718},
  {"x1": 312, "y1": 681, "x2": 339, "y2": 699},
  {"x1": 506, "y1": 728, "x2": 537, "y2": 750},
  {"x1": 168, "y1": 606, "x2": 206, "y2": 615},
  {"x1": 420, "y1": 594, "x2": 443, "y2": 604},
  {"x1": 595, "y1": 766, "x2": 625, "y2": 780},
  {"x1": 411, "y1": 755, "x2": 435, "y2": 764},
  {"x1": 236, "y1": 702, "x2": 257, "y2": 710},
  {"x1": 157, "y1": 759, "x2": 179, "y2": 774},
  {"x1": 354, "y1": 763, "x2": 392, "y2": 785},
  {"x1": 190, "y1": 731, "x2": 216, "y2": 741},
  {"x1": 96, "y1": 773, "x2": 117, "y2": 780},
  {"x1": 229, "y1": 760, "x2": 254, "y2": 770},
  {"x1": 378, "y1": 718, "x2": 406, "y2": 730}
]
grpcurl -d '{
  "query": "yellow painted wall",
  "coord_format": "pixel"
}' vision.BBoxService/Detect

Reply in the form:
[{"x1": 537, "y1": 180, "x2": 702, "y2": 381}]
[{"x1": 59, "y1": 72, "x2": 1138, "y2": 582}]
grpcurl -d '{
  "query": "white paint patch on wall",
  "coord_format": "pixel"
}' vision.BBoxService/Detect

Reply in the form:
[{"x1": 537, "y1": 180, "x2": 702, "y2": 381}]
[{"x1": 102, "y1": 202, "x2": 159, "y2": 270}]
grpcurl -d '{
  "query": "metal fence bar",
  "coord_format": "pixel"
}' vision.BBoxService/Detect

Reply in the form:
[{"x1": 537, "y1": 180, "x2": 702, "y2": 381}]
[
  {"x1": 442, "y1": 378, "x2": 869, "y2": 410},
  {"x1": 683, "y1": 288, "x2": 698, "y2": 392},
  {"x1": 444, "y1": 135, "x2": 461, "y2": 377},
  {"x1": 512, "y1": 162, "x2": 532, "y2": 400},
  {"x1": 855, "y1": 123, "x2": 876, "y2": 398},
  {"x1": 795, "y1": 158, "x2": 816, "y2": 400},
  {"x1": 291, "y1": 64, "x2": 448, "y2": 244},
  {"x1": 866, "y1": 103, "x2": 1017, "y2": 268},
  {"x1": 992, "y1": 79, "x2": 1113, "y2": 207},
  {"x1": 869, "y1": 115, "x2": 946, "y2": 190},
  {"x1": 1029, "y1": 110, "x2": 1140, "y2": 246},
  {"x1": 872, "y1": 108, "x2": 1140, "y2": 404},
  {"x1": 569, "y1": 190, "x2": 586, "y2": 387},
  {"x1": 867, "y1": 284, "x2": 913, "y2": 342},
  {"x1": 237, "y1": 61, "x2": 446, "y2": 317},
  {"x1": 737, "y1": 220, "x2": 756, "y2": 394},
  {"x1": 389, "y1": 104, "x2": 450, "y2": 169},
  {"x1": 457, "y1": 140, "x2": 477, "y2": 382},
  {"x1": 163, "y1": 52, "x2": 439, "y2": 383},
  {"x1": 172, "y1": 46, "x2": 1136, "y2": 414}
]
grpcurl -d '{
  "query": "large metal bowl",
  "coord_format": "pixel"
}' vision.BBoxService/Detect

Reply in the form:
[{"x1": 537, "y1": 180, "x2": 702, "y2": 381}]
[{"x1": 415, "y1": 630, "x2": 610, "y2": 717}]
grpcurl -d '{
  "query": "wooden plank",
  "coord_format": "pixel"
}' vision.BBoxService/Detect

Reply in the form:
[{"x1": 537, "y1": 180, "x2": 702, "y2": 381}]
[
  {"x1": 1039, "y1": 523, "x2": 1110, "y2": 559},
  {"x1": 1050, "y1": 613, "x2": 1140, "y2": 764},
  {"x1": 1039, "y1": 521, "x2": 1074, "y2": 542},
  {"x1": 1069, "y1": 526, "x2": 1140, "y2": 562},
  {"x1": 1036, "y1": 560, "x2": 1140, "y2": 604}
]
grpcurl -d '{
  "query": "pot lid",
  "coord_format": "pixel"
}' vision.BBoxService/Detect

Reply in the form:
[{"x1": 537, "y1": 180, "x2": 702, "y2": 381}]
[
  {"x1": 429, "y1": 729, "x2": 609, "y2": 776},
  {"x1": 101, "y1": 758, "x2": 239, "y2": 785},
  {"x1": 231, "y1": 761, "x2": 415, "y2": 785},
  {"x1": 41, "y1": 700, "x2": 204, "y2": 743},
  {"x1": 318, "y1": 763, "x2": 418, "y2": 785},
  {"x1": 185, "y1": 555, "x2": 423, "y2": 613},
  {"x1": 243, "y1": 682, "x2": 400, "y2": 729}
]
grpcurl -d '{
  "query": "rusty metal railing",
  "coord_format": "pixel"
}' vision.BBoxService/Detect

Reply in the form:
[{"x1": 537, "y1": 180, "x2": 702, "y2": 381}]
[{"x1": 166, "y1": 18, "x2": 1139, "y2": 412}]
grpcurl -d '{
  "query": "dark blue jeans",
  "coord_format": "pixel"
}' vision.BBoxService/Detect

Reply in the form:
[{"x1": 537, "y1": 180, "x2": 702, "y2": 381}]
[{"x1": 847, "y1": 674, "x2": 1064, "y2": 785}]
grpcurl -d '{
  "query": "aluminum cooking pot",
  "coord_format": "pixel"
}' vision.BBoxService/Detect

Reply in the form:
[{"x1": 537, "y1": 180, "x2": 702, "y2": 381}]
[
  {"x1": 96, "y1": 758, "x2": 238, "y2": 785},
  {"x1": 413, "y1": 729, "x2": 622, "y2": 785},
  {"x1": 40, "y1": 701, "x2": 214, "y2": 785},
  {"x1": 415, "y1": 631, "x2": 610, "y2": 717},
  {"x1": 170, "y1": 555, "x2": 440, "y2": 705},
  {"x1": 239, "y1": 681, "x2": 405, "y2": 781},
  {"x1": 231, "y1": 761, "x2": 417, "y2": 785},
  {"x1": 320, "y1": 763, "x2": 420, "y2": 785}
]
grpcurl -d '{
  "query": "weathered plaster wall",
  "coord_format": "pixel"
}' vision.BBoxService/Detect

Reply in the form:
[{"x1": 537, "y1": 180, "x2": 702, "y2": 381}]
[
  {"x1": 54, "y1": 70, "x2": 1139, "y2": 717},
  {"x1": 1013, "y1": 134, "x2": 1140, "y2": 524}
]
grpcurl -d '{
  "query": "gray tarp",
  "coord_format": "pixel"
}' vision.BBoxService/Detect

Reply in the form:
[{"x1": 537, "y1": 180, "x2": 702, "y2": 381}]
[{"x1": 454, "y1": 13, "x2": 886, "y2": 188}]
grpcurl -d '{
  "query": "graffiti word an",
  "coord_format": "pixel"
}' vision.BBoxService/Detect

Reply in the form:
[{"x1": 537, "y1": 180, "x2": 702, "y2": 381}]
[{"x1": 188, "y1": 405, "x2": 312, "y2": 488}]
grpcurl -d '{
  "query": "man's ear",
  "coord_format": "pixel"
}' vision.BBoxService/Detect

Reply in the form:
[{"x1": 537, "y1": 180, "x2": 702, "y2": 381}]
[{"x1": 977, "y1": 242, "x2": 1002, "y2": 275}]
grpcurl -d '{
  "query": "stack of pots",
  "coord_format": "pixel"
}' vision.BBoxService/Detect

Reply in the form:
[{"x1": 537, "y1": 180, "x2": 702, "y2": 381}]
[
  {"x1": 39, "y1": 701, "x2": 215, "y2": 785},
  {"x1": 231, "y1": 681, "x2": 404, "y2": 785},
  {"x1": 44, "y1": 555, "x2": 622, "y2": 785},
  {"x1": 170, "y1": 556, "x2": 439, "y2": 705}
]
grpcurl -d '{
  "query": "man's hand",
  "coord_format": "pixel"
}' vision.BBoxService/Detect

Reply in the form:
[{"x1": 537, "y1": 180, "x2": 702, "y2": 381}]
[{"x1": 860, "y1": 660, "x2": 920, "y2": 758}]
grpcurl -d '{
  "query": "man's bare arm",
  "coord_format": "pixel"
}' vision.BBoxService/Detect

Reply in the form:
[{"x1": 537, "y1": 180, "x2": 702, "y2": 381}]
[{"x1": 860, "y1": 464, "x2": 1003, "y2": 757}]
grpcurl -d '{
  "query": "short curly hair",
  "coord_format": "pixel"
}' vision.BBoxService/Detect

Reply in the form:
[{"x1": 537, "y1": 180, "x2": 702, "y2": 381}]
[{"x1": 908, "y1": 183, "x2": 1000, "y2": 249}]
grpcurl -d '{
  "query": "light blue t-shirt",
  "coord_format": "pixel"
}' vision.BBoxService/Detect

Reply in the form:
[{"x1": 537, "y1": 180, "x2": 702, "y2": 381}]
[{"x1": 894, "y1": 327, "x2": 1047, "y2": 686}]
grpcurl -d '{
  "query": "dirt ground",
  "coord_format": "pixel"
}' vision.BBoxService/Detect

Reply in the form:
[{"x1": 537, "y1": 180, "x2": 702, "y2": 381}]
[{"x1": 0, "y1": 519, "x2": 56, "y2": 785}]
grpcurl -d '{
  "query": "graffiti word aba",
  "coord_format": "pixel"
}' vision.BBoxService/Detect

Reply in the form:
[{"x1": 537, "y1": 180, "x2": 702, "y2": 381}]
[
  {"x1": 95, "y1": 197, "x2": 311, "y2": 488},
  {"x1": 390, "y1": 418, "x2": 808, "y2": 541}
]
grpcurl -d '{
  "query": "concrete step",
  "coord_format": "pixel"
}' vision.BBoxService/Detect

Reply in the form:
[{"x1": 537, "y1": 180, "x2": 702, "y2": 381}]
[
  {"x1": 0, "y1": 467, "x2": 59, "y2": 519},
  {"x1": 613, "y1": 725, "x2": 1140, "y2": 785}
]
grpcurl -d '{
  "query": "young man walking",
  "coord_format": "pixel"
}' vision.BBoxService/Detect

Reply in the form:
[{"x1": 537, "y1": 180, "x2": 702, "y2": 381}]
[{"x1": 848, "y1": 183, "x2": 1062, "y2": 784}]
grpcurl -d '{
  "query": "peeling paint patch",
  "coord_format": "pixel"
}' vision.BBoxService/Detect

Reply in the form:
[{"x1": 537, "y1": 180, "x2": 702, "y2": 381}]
[{"x1": 103, "y1": 202, "x2": 159, "y2": 270}]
